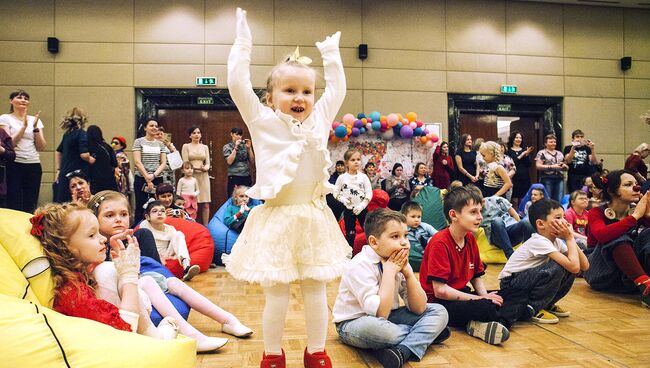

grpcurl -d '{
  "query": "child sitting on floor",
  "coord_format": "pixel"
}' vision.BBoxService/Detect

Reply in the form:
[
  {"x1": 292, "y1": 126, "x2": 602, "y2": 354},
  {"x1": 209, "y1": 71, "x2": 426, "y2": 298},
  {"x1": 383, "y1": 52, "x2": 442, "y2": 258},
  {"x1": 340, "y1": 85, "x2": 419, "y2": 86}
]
[
  {"x1": 333, "y1": 209, "x2": 449, "y2": 368},
  {"x1": 480, "y1": 191, "x2": 534, "y2": 259},
  {"x1": 400, "y1": 201, "x2": 437, "y2": 272},
  {"x1": 224, "y1": 185, "x2": 258, "y2": 232},
  {"x1": 139, "y1": 201, "x2": 201, "y2": 281},
  {"x1": 564, "y1": 190, "x2": 590, "y2": 250},
  {"x1": 499, "y1": 199, "x2": 589, "y2": 324},
  {"x1": 519, "y1": 184, "x2": 547, "y2": 217}
]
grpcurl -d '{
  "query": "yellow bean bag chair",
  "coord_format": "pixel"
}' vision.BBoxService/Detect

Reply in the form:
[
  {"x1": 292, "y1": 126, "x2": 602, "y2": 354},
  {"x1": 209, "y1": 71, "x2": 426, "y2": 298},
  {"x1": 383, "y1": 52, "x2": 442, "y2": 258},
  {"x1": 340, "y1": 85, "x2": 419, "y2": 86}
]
[
  {"x1": 0, "y1": 209, "x2": 196, "y2": 367},
  {"x1": 474, "y1": 227, "x2": 521, "y2": 264}
]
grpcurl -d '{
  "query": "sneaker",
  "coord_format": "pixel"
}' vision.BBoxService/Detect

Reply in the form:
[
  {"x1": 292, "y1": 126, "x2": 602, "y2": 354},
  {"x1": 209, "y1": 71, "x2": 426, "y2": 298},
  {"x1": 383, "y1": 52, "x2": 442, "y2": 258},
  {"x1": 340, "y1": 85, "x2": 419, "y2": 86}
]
[
  {"x1": 372, "y1": 347, "x2": 404, "y2": 368},
  {"x1": 640, "y1": 282, "x2": 650, "y2": 308},
  {"x1": 519, "y1": 304, "x2": 536, "y2": 321},
  {"x1": 432, "y1": 326, "x2": 451, "y2": 344},
  {"x1": 183, "y1": 264, "x2": 201, "y2": 281},
  {"x1": 548, "y1": 304, "x2": 571, "y2": 317},
  {"x1": 260, "y1": 349, "x2": 286, "y2": 368},
  {"x1": 531, "y1": 310, "x2": 559, "y2": 324},
  {"x1": 466, "y1": 320, "x2": 510, "y2": 345},
  {"x1": 303, "y1": 348, "x2": 332, "y2": 368}
]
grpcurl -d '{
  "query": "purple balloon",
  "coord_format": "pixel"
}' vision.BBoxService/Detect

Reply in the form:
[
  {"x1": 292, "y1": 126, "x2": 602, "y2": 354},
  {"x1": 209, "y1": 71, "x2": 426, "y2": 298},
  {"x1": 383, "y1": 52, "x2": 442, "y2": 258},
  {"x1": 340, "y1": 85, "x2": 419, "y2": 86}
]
[
  {"x1": 353, "y1": 119, "x2": 363, "y2": 128},
  {"x1": 400, "y1": 125, "x2": 413, "y2": 139},
  {"x1": 423, "y1": 128, "x2": 430, "y2": 135},
  {"x1": 351, "y1": 127, "x2": 361, "y2": 137}
]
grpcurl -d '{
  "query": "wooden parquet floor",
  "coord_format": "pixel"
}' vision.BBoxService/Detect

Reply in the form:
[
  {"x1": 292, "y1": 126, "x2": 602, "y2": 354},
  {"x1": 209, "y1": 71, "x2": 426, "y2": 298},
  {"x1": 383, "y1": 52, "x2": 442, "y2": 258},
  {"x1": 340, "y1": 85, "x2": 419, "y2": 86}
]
[{"x1": 187, "y1": 264, "x2": 650, "y2": 368}]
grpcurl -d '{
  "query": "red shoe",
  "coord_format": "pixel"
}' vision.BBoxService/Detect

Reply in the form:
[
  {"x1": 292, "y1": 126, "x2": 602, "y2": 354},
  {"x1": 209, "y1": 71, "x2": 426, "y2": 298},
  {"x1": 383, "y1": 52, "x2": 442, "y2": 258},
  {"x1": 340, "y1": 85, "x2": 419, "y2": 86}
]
[
  {"x1": 304, "y1": 348, "x2": 332, "y2": 368},
  {"x1": 260, "y1": 349, "x2": 285, "y2": 368}
]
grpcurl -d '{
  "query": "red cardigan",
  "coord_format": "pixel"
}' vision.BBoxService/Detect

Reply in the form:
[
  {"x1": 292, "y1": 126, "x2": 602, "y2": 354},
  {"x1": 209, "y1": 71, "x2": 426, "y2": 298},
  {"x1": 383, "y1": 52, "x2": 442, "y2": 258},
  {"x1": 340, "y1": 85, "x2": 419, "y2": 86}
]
[{"x1": 587, "y1": 207, "x2": 650, "y2": 247}]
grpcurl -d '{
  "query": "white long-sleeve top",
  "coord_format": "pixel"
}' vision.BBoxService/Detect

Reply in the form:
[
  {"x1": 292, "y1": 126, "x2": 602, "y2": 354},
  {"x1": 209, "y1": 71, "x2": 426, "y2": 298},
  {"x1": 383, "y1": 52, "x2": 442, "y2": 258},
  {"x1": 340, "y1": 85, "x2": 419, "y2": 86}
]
[
  {"x1": 333, "y1": 172, "x2": 373, "y2": 210},
  {"x1": 139, "y1": 220, "x2": 190, "y2": 262},
  {"x1": 227, "y1": 30, "x2": 346, "y2": 204}
]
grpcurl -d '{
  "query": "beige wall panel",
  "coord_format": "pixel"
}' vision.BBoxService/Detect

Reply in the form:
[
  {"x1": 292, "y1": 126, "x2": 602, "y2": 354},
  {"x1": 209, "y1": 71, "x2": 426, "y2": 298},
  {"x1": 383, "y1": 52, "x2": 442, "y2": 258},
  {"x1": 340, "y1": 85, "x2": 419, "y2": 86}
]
[
  {"x1": 362, "y1": 0, "x2": 445, "y2": 51},
  {"x1": 625, "y1": 61, "x2": 650, "y2": 79},
  {"x1": 56, "y1": 43, "x2": 133, "y2": 63},
  {"x1": 362, "y1": 50, "x2": 446, "y2": 71},
  {"x1": 506, "y1": 1, "x2": 563, "y2": 57},
  {"x1": 446, "y1": 0, "x2": 506, "y2": 54},
  {"x1": 206, "y1": 45, "x2": 274, "y2": 65},
  {"x1": 205, "y1": 0, "x2": 275, "y2": 45},
  {"x1": 563, "y1": 97, "x2": 624, "y2": 154},
  {"x1": 0, "y1": 62, "x2": 54, "y2": 85},
  {"x1": 55, "y1": 64, "x2": 133, "y2": 87},
  {"x1": 564, "y1": 59, "x2": 623, "y2": 78},
  {"x1": 55, "y1": 0, "x2": 134, "y2": 42},
  {"x1": 274, "y1": 0, "x2": 362, "y2": 48},
  {"x1": 564, "y1": 77, "x2": 624, "y2": 98},
  {"x1": 447, "y1": 72, "x2": 506, "y2": 94},
  {"x1": 0, "y1": 86, "x2": 56, "y2": 147},
  {"x1": 272, "y1": 46, "x2": 362, "y2": 68},
  {"x1": 336, "y1": 89, "x2": 363, "y2": 122},
  {"x1": 215, "y1": 64, "x2": 274, "y2": 89},
  {"x1": 563, "y1": 5, "x2": 623, "y2": 59},
  {"x1": 54, "y1": 87, "x2": 135, "y2": 145},
  {"x1": 0, "y1": 0, "x2": 53, "y2": 41},
  {"x1": 624, "y1": 99, "x2": 650, "y2": 153},
  {"x1": 134, "y1": 44, "x2": 204, "y2": 64},
  {"x1": 0, "y1": 41, "x2": 53, "y2": 62},
  {"x1": 507, "y1": 56, "x2": 563, "y2": 75},
  {"x1": 306, "y1": 66, "x2": 362, "y2": 90},
  {"x1": 624, "y1": 9, "x2": 650, "y2": 61},
  {"x1": 135, "y1": 0, "x2": 205, "y2": 43},
  {"x1": 363, "y1": 69, "x2": 446, "y2": 92},
  {"x1": 363, "y1": 91, "x2": 448, "y2": 128},
  {"x1": 626, "y1": 79, "x2": 650, "y2": 99},
  {"x1": 134, "y1": 64, "x2": 204, "y2": 87},
  {"x1": 447, "y1": 53, "x2": 506, "y2": 73},
  {"x1": 506, "y1": 74, "x2": 564, "y2": 96},
  {"x1": 598, "y1": 153, "x2": 626, "y2": 171},
  {"x1": 39, "y1": 184, "x2": 53, "y2": 205}
]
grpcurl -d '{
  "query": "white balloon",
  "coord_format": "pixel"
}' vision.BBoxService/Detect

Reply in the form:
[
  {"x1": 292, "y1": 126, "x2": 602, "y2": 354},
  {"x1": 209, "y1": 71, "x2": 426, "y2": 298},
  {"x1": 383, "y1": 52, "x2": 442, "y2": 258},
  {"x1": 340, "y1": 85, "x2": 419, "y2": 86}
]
[
  {"x1": 425, "y1": 141, "x2": 434, "y2": 148},
  {"x1": 382, "y1": 129, "x2": 394, "y2": 140}
]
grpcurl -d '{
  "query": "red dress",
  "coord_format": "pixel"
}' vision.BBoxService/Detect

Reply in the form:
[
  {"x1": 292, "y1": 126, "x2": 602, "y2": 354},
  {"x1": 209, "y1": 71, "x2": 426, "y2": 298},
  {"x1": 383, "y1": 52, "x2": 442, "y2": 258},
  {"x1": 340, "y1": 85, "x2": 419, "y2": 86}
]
[
  {"x1": 431, "y1": 145, "x2": 454, "y2": 190},
  {"x1": 53, "y1": 273, "x2": 132, "y2": 332}
]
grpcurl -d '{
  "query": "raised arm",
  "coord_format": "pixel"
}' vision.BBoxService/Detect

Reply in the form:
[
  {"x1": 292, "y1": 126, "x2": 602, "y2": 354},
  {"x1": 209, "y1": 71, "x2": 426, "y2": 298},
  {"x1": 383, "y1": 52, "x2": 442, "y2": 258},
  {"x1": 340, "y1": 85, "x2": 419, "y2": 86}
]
[
  {"x1": 227, "y1": 8, "x2": 267, "y2": 125},
  {"x1": 314, "y1": 31, "x2": 346, "y2": 125}
]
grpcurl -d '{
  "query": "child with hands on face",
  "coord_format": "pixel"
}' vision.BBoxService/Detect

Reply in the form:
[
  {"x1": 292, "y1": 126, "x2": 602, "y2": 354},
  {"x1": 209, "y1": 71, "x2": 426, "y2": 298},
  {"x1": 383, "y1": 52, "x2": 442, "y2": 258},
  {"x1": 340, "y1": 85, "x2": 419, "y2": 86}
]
[
  {"x1": 224, "y1": 185, "x2": 257, "y2": 232},
  {"x1": 334, "y1": 149, "x2": 373, "y2": 247},
  {"x1": 333, "y1": 209, "x2": 449, "y2": 368}
]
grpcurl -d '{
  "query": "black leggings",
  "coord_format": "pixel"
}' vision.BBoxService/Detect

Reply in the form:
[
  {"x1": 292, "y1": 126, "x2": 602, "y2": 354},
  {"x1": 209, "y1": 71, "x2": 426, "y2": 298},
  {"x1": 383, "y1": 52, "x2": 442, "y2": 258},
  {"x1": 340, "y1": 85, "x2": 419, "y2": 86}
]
[
  {"x1": 134, "y1": 175, "x2": 162, "y2": 224},
  {"x1": 105, "y1": 228, "x2": 161, "y2": 263},
  {"x1": 343, "y1": 207, "x2": 367, "y2": 247},
  {"x1": 6, "y1": 161, "x2": 42, "y2": 213}
]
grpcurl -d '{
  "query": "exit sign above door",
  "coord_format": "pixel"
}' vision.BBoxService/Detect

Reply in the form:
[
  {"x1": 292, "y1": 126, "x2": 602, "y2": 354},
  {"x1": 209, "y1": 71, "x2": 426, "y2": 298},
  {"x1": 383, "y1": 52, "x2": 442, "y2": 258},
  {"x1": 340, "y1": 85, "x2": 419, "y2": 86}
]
[
  {"x1": 500, "y1": 85, "x2": 518, "y2": 94},
  {"x1": 196, "y1": 77, "x2": 216, "y2": 86}
]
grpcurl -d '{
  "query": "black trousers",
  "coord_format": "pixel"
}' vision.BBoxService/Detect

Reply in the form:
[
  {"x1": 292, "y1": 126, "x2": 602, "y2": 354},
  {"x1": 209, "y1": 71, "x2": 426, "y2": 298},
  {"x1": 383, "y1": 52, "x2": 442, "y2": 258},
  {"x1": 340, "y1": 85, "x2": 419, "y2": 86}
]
[
  {"x1": 567, "y1": 173, "x2": 587, "y2": 193},
  {"x1": 227, "y1": 175, "x2": 252, "y2": 198},
  {"x1": 436, "y1": 288, "x2": 524, "y2": 329},
  {"x1": 343, "y1": 207, "x2": 368, "y2": 247},
  {"x1": 134, "y1": 175, "x2": 162, "y2": 224},
  {"x1": 326, "y1": 194, "x2": 344, "y2": 221},
  {"x1": 6, "y1": 161, "x2": 42, "y2": 213}
]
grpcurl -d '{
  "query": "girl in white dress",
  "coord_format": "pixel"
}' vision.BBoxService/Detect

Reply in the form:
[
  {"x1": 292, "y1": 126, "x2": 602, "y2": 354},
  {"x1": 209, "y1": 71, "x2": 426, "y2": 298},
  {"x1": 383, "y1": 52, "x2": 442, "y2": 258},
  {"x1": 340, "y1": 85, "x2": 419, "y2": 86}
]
[{"x1": 226, "y1": 8, "x2": 350, "y2": 368}]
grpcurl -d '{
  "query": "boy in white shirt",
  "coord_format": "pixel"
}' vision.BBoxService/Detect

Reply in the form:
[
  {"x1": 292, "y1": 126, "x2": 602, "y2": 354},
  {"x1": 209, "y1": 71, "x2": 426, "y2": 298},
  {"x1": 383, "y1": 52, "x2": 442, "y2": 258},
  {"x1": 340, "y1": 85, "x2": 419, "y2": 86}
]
[
  {"x1": 499, "y1": 199, "x2": 589, "y2": 324},
  {"x1": 332, "y1": 209, "x2": 449, "y2": 368}
]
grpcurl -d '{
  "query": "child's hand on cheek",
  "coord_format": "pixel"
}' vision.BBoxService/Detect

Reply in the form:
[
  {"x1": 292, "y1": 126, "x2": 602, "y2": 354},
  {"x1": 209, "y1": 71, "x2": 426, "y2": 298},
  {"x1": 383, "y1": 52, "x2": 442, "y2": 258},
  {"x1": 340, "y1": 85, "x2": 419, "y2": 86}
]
[
  {"x1": 551, "y1": 219, "x2": 573, "y2": 241},
  {"x1": 383, "y1": 249, "x2": 408, "y2": 275}
]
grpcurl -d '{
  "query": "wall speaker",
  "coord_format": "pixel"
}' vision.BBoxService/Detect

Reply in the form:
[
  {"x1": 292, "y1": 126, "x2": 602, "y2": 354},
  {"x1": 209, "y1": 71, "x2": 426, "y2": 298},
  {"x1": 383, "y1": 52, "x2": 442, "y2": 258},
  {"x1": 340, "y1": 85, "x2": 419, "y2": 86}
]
[
  {"x1": 358, "y1": 44, "x2": 368, "y2": 60},
  {"x1": 620, "y1": 56, "x2": 632, "y2": 71},
  {"x1": 47, "y1": 37, "x2": 59, "y2": 54}
]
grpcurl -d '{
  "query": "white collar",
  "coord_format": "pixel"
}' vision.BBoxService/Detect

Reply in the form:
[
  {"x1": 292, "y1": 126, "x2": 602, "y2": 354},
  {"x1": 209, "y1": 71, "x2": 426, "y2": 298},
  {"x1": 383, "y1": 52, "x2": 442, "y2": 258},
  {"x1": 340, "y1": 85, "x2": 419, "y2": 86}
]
[{"x1": 361, "y1": 245, "x2": 382, "y2": 264}]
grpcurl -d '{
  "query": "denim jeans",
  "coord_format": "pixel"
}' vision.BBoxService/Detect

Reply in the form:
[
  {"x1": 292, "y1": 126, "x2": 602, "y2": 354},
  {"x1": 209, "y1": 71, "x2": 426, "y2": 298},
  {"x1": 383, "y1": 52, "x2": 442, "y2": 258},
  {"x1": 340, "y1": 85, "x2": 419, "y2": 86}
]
[
  {"x1": 490, "y1": 218, "x2": 534, "y2": 258},
  {"x1": 540, "y1": 176, "x2": 564, "y2": 202},
  {"x1": 335, "y1": 304, "x2": 448, "y2": 360}
]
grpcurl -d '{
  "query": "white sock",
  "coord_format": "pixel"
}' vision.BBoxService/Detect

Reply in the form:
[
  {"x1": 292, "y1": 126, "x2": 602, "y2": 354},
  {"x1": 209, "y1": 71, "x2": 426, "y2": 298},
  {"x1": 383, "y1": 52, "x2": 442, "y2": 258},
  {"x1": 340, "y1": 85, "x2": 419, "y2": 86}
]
[
  {"x1": 301, "y1": 279, "x2": 328, "y2": 354},
  {"x1": 262, "y1": 283, "x2": 290, "y2": 355}
]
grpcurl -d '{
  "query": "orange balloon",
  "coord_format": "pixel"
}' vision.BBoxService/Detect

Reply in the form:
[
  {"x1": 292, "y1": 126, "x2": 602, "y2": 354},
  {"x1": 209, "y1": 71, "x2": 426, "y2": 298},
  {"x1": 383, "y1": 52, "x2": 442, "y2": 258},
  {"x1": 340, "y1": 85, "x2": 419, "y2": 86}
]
[
  {"x1": 397, "y1": 113, "x2": 403, "y2": 121},
  {"x1": 361, "y1": 118, "x2": 367, "y2": 124},
  {"x1": 406, "y1": 112, "x2": 417, "y2": 122},
  {"x1": 380, "y1": 115, "x2": 387, "y2": 123},
  {"x1": 420, "y1": 136, "x2": 428, "y2": 144},
  {"x1": 342, "y1": 136, "x2": 349, "y2": 142}
]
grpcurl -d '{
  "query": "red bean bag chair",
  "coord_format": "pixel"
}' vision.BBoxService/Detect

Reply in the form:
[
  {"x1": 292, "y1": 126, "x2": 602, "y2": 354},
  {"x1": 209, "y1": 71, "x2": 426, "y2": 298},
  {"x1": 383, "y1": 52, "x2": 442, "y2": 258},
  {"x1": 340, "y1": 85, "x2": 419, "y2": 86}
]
[{"x1": 338, "y1": 189, "x2": 389, "y2": 256}]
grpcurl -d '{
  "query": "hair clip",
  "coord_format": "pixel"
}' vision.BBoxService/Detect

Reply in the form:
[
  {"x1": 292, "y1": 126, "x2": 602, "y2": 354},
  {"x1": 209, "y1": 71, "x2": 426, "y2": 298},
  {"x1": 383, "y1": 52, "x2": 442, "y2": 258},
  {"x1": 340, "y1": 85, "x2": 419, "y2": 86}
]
[
  {"x1": 93, "y1": 196, "x2": 105, "y2": 208},
  {"x1": 286, "y1": 46, "x2": 312, "y2": 65},
  {"x1": 29, "y1": 213, "x2": 45, "y2": 237},
  {"x1": 601, "y1": 176, "x2": 608, "y2": 184}
]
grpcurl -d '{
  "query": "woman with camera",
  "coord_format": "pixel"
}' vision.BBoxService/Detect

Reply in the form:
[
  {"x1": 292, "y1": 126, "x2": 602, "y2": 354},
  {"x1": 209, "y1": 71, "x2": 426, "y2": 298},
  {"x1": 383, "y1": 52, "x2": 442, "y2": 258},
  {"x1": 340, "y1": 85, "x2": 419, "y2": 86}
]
[
  {"x1": 182, "y1": 126, "x2": 211, "y2": 225},
  {"x1": 222, "y1": 127, "x2": 254, "y2": 197}
]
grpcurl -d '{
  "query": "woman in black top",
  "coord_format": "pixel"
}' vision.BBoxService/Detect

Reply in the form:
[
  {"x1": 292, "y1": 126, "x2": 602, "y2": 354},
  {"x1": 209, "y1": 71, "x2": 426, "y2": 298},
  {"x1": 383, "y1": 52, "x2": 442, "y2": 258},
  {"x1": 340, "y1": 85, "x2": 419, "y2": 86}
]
[
  {"x1": 55, "y1": 107, "x2": 94, "y2": 202},
  {"x1": 454, "y1": 133, "x2": 479, "y2": 186},
  {"x1": 87, "y1": 125, "x2": 118, "y2": 193},
  {"x1": 506, "y1": 131, "x2": 534, "y2": 208}
]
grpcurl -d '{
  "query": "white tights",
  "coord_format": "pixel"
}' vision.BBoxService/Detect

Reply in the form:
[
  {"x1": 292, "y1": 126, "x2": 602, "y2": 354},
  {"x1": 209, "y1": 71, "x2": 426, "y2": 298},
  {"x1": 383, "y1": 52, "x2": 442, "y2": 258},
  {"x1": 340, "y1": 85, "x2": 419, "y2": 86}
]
[{"x1": 263, "y1": 279, "x2": 328, "y2": 355}]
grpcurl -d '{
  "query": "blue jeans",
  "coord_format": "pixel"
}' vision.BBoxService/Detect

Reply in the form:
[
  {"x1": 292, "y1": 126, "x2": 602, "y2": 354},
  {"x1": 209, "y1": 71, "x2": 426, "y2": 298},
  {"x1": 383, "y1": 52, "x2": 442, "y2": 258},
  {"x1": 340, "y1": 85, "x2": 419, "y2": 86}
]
[
  {"x1": 540, "y1": 176, "x2": 564, "y2": 202},
  {"x1": 490, "y1": 218, "x2": 534, "y2": 258},
  {"x1": 335, "y1": 304, "x2": 448, "y2": 360}
]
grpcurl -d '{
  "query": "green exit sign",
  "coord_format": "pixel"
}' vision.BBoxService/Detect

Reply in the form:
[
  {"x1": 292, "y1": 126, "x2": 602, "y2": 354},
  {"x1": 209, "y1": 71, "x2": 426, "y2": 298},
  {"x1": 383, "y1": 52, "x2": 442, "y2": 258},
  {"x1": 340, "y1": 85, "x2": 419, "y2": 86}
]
[
  {"x1": 197, "y1": 97, "x2": 214, "y2": 105},
  {"x1": 501, "y1": 85, "x2": 518, "y2": 94},
  {"x1": 196, "y1": 77, "x2": 216, "y2": 86},
  {"x1": 497, "y1": 104, "x2": 511, "y2": 112}
]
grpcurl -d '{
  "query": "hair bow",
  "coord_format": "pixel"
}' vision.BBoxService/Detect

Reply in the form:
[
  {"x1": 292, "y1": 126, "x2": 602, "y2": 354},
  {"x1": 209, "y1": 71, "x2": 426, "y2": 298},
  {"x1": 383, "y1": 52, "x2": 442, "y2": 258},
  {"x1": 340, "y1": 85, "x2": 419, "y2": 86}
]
[
  {"x1": 286, "y1": 46, "x2": 312, "y2": 65},
  {"x1": 30, "y1": 213, "x2": 45, "y2": 237},
  {"x1": 601, "y1": 176, "x2": 608, "y2": 184}
]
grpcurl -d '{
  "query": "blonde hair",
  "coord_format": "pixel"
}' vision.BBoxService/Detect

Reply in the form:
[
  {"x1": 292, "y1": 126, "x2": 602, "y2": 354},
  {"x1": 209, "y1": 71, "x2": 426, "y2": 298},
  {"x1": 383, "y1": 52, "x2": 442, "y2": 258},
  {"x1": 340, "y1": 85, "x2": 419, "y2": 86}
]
[
  {"x1": 34, "y1": 202, "x2": 96, "y2": 301},
  {"x1": 60, "y1": 107, "x2": 88, "y2": 132},
  {"x1": 634, "y1": 142, "x2": 649, "y2": 154},
  {"x1": 479, "y1": 141, "x2": 502, "y2": 162},
  {"x1": 232, "y1": 185, "x2": 249, "y2": 199},
  {"x1": 262, "y1": 60, "x2": 317, "y2": 106},
  {"x1": 343, "y1": 148, "x2": 361, "y2": 162},
  {"x1": 88, "y1": 190, "x2": 130, "y2": 217}
]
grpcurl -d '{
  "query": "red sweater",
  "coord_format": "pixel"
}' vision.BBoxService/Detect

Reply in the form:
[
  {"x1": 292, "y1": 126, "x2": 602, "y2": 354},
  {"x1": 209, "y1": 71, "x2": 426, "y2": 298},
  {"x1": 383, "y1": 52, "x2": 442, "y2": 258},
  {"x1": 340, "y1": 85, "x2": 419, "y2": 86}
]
[{"x1": 587, "y1": 207, "x2": 650, "y2": 247}]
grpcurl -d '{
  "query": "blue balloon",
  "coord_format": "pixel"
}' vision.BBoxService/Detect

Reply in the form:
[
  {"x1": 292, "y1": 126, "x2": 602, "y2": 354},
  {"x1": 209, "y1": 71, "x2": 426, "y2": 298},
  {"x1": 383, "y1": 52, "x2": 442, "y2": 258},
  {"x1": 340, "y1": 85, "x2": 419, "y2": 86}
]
[
  {"x1": 414, "y1": 127, "x2": 423, "y2": 136},
  {"x1": 400, "y1": 125, "x2": 414, "y2": 139},
  {"x1": 396, "y1": 122, "x2": 403, "y2": 129},
  {"x1": 360, "y1": 127, "x2": 366, "y2": 134},
  {"x1": 334, "y1": 125, "x2": 348, "y2": 138},
  {"x1": 371, "y1": 121, "x2": 381, "y2": 131},
  {"x1": 357, "y1": 113, "x2": 366, "y2": 119},
  {"x1": 370, "y1": 111, "x2": 381, "y2": 122}
]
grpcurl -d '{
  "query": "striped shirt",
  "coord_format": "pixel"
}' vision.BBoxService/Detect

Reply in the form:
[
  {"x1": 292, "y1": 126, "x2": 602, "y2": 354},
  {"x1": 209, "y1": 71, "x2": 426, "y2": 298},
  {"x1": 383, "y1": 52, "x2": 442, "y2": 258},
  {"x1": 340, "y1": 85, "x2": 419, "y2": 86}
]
[
  {"x1": 133, "y1": 137, "x2": 168, "y2": 177},
  {"x1": 484, "y1": 162, "x2": 505, "y2": 190}
]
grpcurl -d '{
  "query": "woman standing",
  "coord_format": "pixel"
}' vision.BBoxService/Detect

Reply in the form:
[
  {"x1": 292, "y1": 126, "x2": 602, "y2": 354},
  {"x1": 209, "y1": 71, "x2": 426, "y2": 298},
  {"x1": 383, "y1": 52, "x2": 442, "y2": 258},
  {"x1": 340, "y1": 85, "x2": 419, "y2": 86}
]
[
  {"x1": 0, "y1": 90, "x2": 46, "y2": 213},
  {"x1": 55, "y1": 107, "x2": 93, "y2": 202},
  {"x1": 454, "y1": 134, "x2": 479, "y2": 186},
  {"x1": 222, "y1": 127, "x2": 254, "y2": 197},
  {"x1": 430, "y1": 141, "x2": 454, "y2": 190},
  {"x1": 87, "y1": 125, "x2": 118, "y2": 193},
  {"x1": 385, "y1": 163, "x2": 410, "y2": 211},
  {"x1": 535, "y1": 134, "x2": 567, "y2": 202},
  {"x1": 182, "y1": 126, "x2": 211, "y2": 225},
  {"x1": 133, "y1": 119, "x2": 168, "y2": 223},
  {"x1": 506, "y1": 131, "x2": 533, "y2": 208}
]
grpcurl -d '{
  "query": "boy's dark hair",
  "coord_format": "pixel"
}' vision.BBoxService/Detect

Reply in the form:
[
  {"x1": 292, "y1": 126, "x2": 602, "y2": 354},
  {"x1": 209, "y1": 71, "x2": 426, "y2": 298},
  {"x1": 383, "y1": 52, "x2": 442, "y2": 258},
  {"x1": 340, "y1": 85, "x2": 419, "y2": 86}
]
[
  {"x1": 230, "y1": 127, "x2": 243, "y2": 135},
  {"x1": 155, "y1": 183, "x2": 174, "y2": 196},
  {"x1": 531, "y1": 188, "x2": 545, "y2": 196},
  {"x1": 571, "y1": 129, "x2": 584, "y2": 139},
  {"x1": 400, "y1": 201, "x2": 422, "y2": 214},
  {"x1": 335, "y1": 160, "x2": 344, "y2": 166},
  {"x1": 145, "y1": 200, "x2": 165, "y2": 215},
  {"x1": 443, "y1": 185, "x2": 483, "y2": 222},
  {"x1": 528, "y1": 198, "x2": 562, "y2": 231},
  {"x1": 364, "y1": 208, "x2": 406, "y2": 239}
]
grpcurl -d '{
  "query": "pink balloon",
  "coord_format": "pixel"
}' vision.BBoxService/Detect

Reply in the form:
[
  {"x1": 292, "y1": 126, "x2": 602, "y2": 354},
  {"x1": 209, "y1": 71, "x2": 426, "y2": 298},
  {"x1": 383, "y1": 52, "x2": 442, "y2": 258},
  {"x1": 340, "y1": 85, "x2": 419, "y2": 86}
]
[
  {"x1": 416, "y1": 121, "x2": 423, "y2": 128},
  {"x1": 342, "y1": 113, "x2": 355, "y2": 126},
  {"x1": 332, "y1": 121, "x2": 340, "y2": 129},
  {"x1": 409, "y1": 122, "x2": 417, "y2": 129},
  {"x1": 430, "y1": 134, "x2": 439, "y2": 143},
  {"x1": 423, "y1": 129, "x2": 430, "y2": 135},
  {"x1": 425, "y1": 141, "x2": 434, "y2": 148},
  {"x1": 387, "y1": 113, "x2": 399, "y2": 125},
  {"x1": 402, "y1": 118, "x2": 409, "y2": 125}
]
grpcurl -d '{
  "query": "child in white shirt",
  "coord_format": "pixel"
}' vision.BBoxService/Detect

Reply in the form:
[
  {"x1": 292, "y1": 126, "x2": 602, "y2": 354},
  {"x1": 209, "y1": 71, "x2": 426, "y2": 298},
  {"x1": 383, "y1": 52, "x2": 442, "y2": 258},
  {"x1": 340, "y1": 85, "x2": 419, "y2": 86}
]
[
  {"x1": 176, "y1": 162, "x2": 199, "y2": 220},
  {"x1": 334, "y1": 148, "x2": 373, "y2": 247}
]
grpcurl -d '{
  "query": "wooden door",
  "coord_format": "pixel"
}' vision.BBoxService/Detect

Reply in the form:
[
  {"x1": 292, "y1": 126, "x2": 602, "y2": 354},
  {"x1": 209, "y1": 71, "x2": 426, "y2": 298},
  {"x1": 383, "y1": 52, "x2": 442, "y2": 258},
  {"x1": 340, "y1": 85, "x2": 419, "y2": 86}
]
[
  {"x1": 459, "y1": 113, "x2": 498, "y2": 143},
  {"x1": 157, "y1": 109, "x2": 254, "y2": 216}
]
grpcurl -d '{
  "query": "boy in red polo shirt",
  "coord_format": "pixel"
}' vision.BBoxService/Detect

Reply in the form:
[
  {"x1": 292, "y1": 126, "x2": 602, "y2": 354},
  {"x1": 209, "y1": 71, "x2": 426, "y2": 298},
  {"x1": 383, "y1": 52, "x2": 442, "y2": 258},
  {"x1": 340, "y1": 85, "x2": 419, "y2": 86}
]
[{"x1": 419, "y1": 186, "x2": 524, "y2": 345}]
